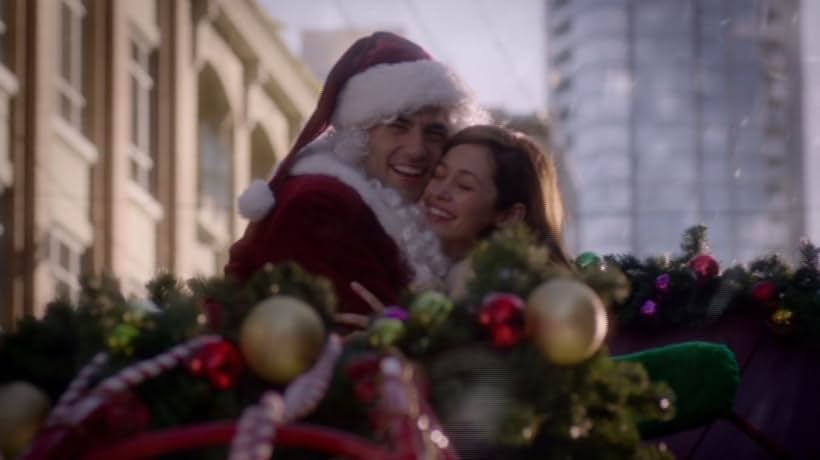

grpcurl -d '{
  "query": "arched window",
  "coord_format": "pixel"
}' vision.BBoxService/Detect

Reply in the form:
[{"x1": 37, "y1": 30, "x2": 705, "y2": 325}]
[
  {"x1": 249, "y1": 124, "x2": 277, "y2": 182},
  {"x1": 196, "y1": 65, "x2": 233, "y2": 239}
]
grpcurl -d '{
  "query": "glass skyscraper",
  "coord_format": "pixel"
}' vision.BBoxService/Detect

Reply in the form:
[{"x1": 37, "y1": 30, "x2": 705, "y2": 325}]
[{"x1": 547, "y1": 0, "x2": 804, "y2": 262}]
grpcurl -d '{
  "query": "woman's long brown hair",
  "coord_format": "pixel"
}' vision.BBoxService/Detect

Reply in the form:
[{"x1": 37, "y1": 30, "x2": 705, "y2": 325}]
[{"x1": 444, "y1": 125, "x2": 573, "y2": 268}]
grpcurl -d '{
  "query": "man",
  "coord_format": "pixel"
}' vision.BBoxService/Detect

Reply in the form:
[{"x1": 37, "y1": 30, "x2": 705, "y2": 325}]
[{"x1": 226, "y1": 31, "x2": 485, "y2": 315}]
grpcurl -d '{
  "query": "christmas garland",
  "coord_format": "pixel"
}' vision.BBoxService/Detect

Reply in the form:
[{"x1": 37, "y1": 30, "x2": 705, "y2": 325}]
[
  {"x1": 0, "y1": 230, "x2": 679, "y2": 460},
  {"x1": 359, "y1": 226, "x2": 677, "y2": 458},
  {"x1": 584, "y1": 225, "x2": 820, "y2": 342}
]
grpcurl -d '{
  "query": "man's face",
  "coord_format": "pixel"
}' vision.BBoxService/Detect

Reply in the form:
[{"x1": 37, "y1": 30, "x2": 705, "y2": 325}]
[{"x1": 365, "y1": 107, "x2": 449, "y2": 202}]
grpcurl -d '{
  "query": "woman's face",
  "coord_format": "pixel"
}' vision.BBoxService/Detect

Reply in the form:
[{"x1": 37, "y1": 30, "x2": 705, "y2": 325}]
[{"x1": 421, "y1": 143, "x2": 502, "y2": 258}]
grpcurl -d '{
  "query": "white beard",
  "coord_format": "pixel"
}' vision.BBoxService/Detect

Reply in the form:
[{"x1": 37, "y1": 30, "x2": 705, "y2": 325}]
[{"x1": 292, "y1": 135, "x2": 451, "y2": 288}]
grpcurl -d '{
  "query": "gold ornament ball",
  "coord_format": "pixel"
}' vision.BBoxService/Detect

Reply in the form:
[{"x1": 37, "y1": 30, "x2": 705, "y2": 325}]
[
  {"x1": 604, "y1": 263, "x2": 632, "y2": 305},
  {"x1": 239, "y1": 296, "x2": 326, "y2": 384},
  {"x1": 0, "y1": 381, "x2": 51, "y2": 459},
  {"x1": 769, "y1": 308, "x2": 795, "y2": 337},
  {"x1": 525, "y1": 279, "x2": 608, "y2": 366},
  {"x1": 771, "y1": 308, "x2": 794, "y2": 326}
]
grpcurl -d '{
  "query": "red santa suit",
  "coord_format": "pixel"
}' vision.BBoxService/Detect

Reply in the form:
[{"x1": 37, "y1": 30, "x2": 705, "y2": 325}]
[
  {"x1": 226, "y1": 143, "x2": 447, "y2": 314},
  {"x1": 225, "y1": 32, "x2": 484, "y2": 315}
]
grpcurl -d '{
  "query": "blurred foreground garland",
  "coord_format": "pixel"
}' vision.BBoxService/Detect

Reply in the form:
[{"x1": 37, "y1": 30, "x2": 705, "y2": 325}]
[
  {"x1": 601, "y1": 225, "x2": 820, "y2": 342},
  {"x1": 0, "y1": 228, "x2": 677, "y2": 460}
]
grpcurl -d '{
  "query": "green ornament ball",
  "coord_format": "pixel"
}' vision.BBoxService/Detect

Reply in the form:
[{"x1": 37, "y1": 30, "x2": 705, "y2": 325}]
[
  {"x1": 576, "y1": 258, "x2": 632, "y2": 307},
  {"x1": 410, "y1": 291, "x2": 454, "y2": 328},
  {"x1": 369, "y1": 318, "x2": 406, "y2": 349},
  {"x1": 575, "y1": 251, "x2": 602, "y2": 270},
  {"x1": 108, "y1": 323, "x2": 141, "y2": 355}
]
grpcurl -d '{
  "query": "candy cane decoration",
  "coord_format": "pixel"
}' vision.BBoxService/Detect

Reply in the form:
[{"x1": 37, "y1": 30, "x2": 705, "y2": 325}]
[
  {"x1": 46, "y1": 352, "x2": 109, "y2": 427},
  {"x1": 376, "y1": 356, "x2": 457, "y2": 460},
  {"x1": 228, "y1": 334, "x2": 343, "y2": 460},
  {"x1": 97, "y1": 335, "x2": 221, "y2": 394},
  {"x1": 47, "y1": 335, "x2": 221, "y2": 427},
  {"x1": 283, "y1": 334, "x2": 343, "y2": 419}
]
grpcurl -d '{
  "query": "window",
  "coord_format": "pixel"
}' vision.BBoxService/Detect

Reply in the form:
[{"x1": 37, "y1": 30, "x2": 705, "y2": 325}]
[
  {"x1": 0, "y1": 191, "x2": 7, "y2": 324},
  {"x1": 57, "y1": 0, "x2": 90, "y2": 133},
  {"x1": 0, "y1": 0, "x2": 8, "y2": 64},
  {"x1": 553, "y1": 48, "x2": 572, "y2": 66},
  {"x1": 552, "y1": 19, "x2": 572, "y2": 37},
  {"x1": 561, "y1": 133, "x2": 575, "y2": 152},
  {"x1": 196, "y1": 66, "x2": 233, "y2": 258},
  {"x1": 558, "y1": 105, "x2": 572, "y2": 121},
  {"x1": 552, "y1": 0, "x2": 570, "y2": 9},
  {"x1": 49, "y1": 229, "x2": 82, "y2": 301},
  {"x1": 197, "y1": 66, "x2": 233, "y2": 236},
  {"x1": 765, "y1": 5, "x2": 781, "y2": 24},
  {"x1": 129, "y1": 38, "x2": 157, "y2": 193},
  {"x1": 199, "y1": 122, "x2": 233, "y2": 216},
  {"x1": 250, "y1": 125, "x2": 277, "y2": 181},
  {"x1": 554, "y1": 76, "x2": 573, "y2": 93}
]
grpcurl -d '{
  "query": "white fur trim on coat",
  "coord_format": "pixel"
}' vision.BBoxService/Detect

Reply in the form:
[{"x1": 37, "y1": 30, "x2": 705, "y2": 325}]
[
  {"x1": 290, "y1": 150, "x2": 450, "y2": 288},
  {"x1": 332, "y1": 60, "x2": 479, "y2": 129},
  {"x1": 238, "y1": 179, "x2": 276, "y2": 221}
]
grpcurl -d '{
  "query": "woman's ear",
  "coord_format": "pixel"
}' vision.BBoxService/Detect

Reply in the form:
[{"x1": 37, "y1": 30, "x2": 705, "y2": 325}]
[{"x1": 494, "y1": 203, "x2": 526, "y2": 229}]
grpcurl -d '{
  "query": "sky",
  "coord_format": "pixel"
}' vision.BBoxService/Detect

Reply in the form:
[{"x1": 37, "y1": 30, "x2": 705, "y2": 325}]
[{"x1": 259, "y1": 0, "x2": 546, "y2": 115}]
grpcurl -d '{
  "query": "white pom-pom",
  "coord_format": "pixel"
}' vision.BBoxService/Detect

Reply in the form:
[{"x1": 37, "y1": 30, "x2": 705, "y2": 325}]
[{"x1": 238, "y1": 180, "x2": 276, "y2": 221}]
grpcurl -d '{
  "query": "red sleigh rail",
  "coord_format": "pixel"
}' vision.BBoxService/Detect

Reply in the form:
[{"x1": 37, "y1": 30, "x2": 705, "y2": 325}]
[{"x1": 79, "y1": 422, "x2": 397, "y2": 460}]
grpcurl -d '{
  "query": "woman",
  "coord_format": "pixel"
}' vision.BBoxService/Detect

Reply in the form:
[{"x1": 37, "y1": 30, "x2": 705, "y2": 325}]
[
  {"x1": 420, "y1": 124, "x2": 572, "y2": 300},
  {"x1": 341, "y1": 124, "x2": 572, "y2": 323},
  {"x1": 422, "y1": 124, "x2": 571, "y2": 266}
]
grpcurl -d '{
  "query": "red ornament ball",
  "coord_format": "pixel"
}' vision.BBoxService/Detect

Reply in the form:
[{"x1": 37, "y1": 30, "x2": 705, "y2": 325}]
[
  {"x1": 479, "y1": 293, "x2": 526, "y2": 349},
  {"x1": 751, "y1": 280, "x2": 779, "y2": 308},
  {"x1": 346, "y1": 357, "x2": 382, "y2": 403},
  {"x1": 490, "y1": 324, "x2": 524, "y2": 348},
  {"x1": 689, "y1": 254, "x2": 719, "y2": 281},
  {"x1": 188, "y1": 340, "x2": 245, "y2": 390}
]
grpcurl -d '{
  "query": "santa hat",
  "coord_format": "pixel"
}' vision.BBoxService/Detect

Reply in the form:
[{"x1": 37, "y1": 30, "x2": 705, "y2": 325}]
[{"x1": 238, "y1": 31, "x2": 482, "y2": 221}]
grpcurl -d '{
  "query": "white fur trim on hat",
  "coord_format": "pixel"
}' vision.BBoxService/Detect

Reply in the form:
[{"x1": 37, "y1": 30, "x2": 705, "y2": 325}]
[
  {"x1": 331, "y1": 60, "x2": 475, "y2": 128},
  {"x1": 238, "y1": 179, "x2": 276, "y2": 221}
]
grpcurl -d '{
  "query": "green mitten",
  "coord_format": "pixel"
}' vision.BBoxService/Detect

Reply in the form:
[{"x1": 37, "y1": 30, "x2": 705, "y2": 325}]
[{"x1": 616, "y1": 341, "x2": 739, "y2": 438}]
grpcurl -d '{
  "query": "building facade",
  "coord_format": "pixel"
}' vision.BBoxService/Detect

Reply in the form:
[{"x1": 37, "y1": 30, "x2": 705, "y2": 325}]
[
  {"x1": 0, "y1": 0, "x2": 319, "y2": 330},
  {"x1": 803, "y1": 0, "x2": 820, "y2": 244},
  {"x1": 546, "y1": 0, "x2": 805, "y2": 262}
]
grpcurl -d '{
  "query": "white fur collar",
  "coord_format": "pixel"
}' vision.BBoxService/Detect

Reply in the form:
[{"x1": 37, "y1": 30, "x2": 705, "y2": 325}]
[{"x1": 290, "y1": 149, "x2": 449, "y2": 289}]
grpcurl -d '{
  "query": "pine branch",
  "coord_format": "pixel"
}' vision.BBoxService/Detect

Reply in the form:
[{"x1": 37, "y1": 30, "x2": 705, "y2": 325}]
[
  {"x1": 146, "y1": 272, "x2": 186, "y2": 306},
  {"x1": 747, "y1": 254, "x2": 791, "y2": 279},
  {"x1": 679, "y1": 225, "x2": 709, "y2": 259},
  {"x1": 798, "y1": 238, "x2": 819, "y2": 271}
]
